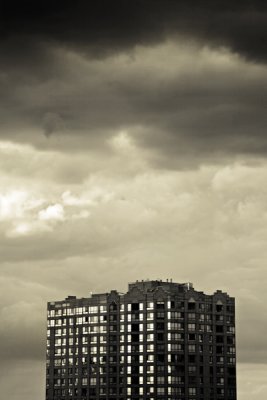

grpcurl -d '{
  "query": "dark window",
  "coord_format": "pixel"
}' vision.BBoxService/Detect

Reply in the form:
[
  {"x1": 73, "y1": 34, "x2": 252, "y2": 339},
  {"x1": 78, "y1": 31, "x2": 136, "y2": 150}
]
[
  {"x1": 131, "y1": 324, "x2": 139, "y2": 332},
  {"x1": 156, "y1": 322, "x2": 165, "y2": 330},
  {"x1": 131, "y1": 355, "x2": 139, "y2": 363},
  {"x1": 216, "y1": 304, "x2": 223, "y2": 312},
  {"x1": 188, "y1": 333, "x2": 196, "y2": 341},
  {"x1": 157, "y1": 354, "x2": 165, "y2": 363},
  {"x1": 216, "y1": 346, "x2": 223, "y2": 354},
  {"x1": 132, "y1": 376, "x2": 139, "y2": 384},
  {"x1": 188, "y1": 302, "x2": 196, "y2": 310},
  {"x1": 131, "y1": 334, "x2": 139, "y2": 342},
  {"x1": 109, "y1": 302, "x2": 117, "y2": 312},
  {"x1": 132, "y1": 366, "x2": 139, "y2": 374},
  {"x1": 188, "y1": 354, "x2": 196, "y2": 363},
  {"x1": 131, "y1": 303, "x2": 139, "y2": 311}
]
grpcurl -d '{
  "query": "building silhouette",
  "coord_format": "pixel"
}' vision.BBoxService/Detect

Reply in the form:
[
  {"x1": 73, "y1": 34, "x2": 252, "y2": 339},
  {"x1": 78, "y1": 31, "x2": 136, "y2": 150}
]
[{"x1": 46, "y1": 280, "x2": 236, "y2": 399}]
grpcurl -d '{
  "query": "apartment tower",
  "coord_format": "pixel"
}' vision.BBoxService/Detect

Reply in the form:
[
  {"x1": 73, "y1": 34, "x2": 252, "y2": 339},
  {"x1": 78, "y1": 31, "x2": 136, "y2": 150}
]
[{"x1": 46, "y1": 280, "x2": 236, "y2": 400}]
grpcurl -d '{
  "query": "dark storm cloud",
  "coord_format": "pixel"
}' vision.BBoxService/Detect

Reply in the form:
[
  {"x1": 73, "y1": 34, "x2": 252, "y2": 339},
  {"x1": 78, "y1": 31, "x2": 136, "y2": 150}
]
[
  {"x1": 1, "y1": 38, "x2": 266, "y2": 166},
  {"x1": 1, "y1": 0, "x2": 267, "y2": 62},
  {"x1": 0, "y1": 0, "x2": 266, "y2": 166}
]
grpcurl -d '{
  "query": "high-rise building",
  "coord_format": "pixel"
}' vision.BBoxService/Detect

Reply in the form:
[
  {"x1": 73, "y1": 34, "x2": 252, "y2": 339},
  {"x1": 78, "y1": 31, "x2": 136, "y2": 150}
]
[{"x1": 46, "y1": 280, "x2": 236, "y2": 400}]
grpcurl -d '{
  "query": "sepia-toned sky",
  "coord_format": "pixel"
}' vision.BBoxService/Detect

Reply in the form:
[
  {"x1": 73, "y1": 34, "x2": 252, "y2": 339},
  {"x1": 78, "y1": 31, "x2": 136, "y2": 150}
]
[{"x1": 0, "y1": 1, "x2": 267, "y2": 398}]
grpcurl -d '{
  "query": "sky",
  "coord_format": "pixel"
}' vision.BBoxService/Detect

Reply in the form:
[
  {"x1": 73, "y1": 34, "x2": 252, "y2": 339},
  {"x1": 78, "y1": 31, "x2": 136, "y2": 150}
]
[{"x1": 0, "y1": 1, "x2": 267, "y2": 399}]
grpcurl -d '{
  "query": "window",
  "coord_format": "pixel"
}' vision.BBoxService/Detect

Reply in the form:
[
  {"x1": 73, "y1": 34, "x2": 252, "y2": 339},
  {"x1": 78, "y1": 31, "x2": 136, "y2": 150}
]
[
  {"x1": 147, "y1": 333, "x2": 154, "y2": 341},
  {"x1": 157, "y1": 376, "x2": 165, "y2": 384},
  {"x1": 188, "y1": 301, "x2": 196, "y2": 310},
  {"x1": 147, "y1": 343, "x2": 154, "y2": 352},
  {"x1": 216, "y1": 304, "x2": 223, "y2": 312},
  {"x1": 90, "y1": 377, "x2": 97, "y2": 385},
  {"x1": 169, "y1": 322, "x2": 184, "y2": 330},
  {"x1": 228, "y1": 346, "x2": 235, "y2": 354},
  {"x1": 188, "y1": 344, "x2": 196, "y2": 353},
  {"x1": 227, "y1": 326, "x2": 235, "y2": 333},
  {"x1": 146, "y1": 354, "x2": 154, "y2": 363},
  {"x1": 169, "y1": 332, "x2": 184, "y2": 341},
  {"x1": 188, "y1": 333, "x2": 196, "y2": 341},
  {"x1": 89, "y1": 306, "x2": 98, "y2": 314},
  {"x1": 147, "y1": 302, "x2": 154, "y2": 309},
  {"x1": 207, "y1": 324, "x2": 213, "y2": 332},
  {"x1": 147, "y1": 312, "x2": 154, "y2": 320},
  {"x1": 188, "y1": 323, "x2": 196, "y2": 331},
  {"x1": 188, "y1": 354, "x2": 196, "y2": 363},
  {"x1": 90, "y1": 336, "x2": 97, "y2": 343},
  {"x1": 157, "y1": 322, "x2": 165, "y2": 330},
  {"x1": 170, "y1": 311, "x2": 183, "y2": 319},
  {"x1": 217, "y1": 377, "x2": 224, "y2": 385},
  {"x1": 147, "y1": 365, "x2": 154, "y2": 373},
  {"x1": 156, "y1": 302, "x2": 165, "y2": 309},
  {"x1": 131, "y1": 323, "x2": 139, "y2": 332},
  {"x1": 188, "y1": 313, "x2": 196, "y2": 320},
  {"x1": 188, "y1": 365, "x2": 196, "y2": 373},
  {"x1": 157, "y1": 354, "x2": 165, "y2": 363},
  {"x1": 168, "y1": 343, "x2": 183, "y2": 351},
  {"x1": 131, "y1": 303, "x2": 139, "y2": 311},
  {"x1": 189, "y1": 387, "x2": 196, "y2": 396}
]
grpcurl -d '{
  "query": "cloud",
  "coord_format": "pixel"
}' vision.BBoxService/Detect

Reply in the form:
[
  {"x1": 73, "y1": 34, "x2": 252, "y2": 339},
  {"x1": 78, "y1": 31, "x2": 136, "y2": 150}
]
[
  {"x1": 1, "y1": 1, "x2": 266, "y2": 63},
  {"x1": 0, "y1": 42, "x2": 266, "y2": 168},
  {"x1": 38, "y1": 204, "x2": 65, "y2": 221},
  {"x1": 42, "y1": 112, "x2": 64, "y2": 137},
  {"x1": 1, "y1": 136, "x2": 267, "y2": 375}
]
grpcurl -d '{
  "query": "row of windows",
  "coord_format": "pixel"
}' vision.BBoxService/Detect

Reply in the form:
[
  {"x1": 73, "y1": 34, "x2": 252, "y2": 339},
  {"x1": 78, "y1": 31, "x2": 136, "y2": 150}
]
[
  {"x1": 48, "y1": 302, "x2": 234, "y2": 318},
  {"x1": 48, "y1": 353, "x2": 236, "y2": 366},
  {"x1": 48, "y1": 314, "x2": 234, "y2": 328},
  {"x1": 51, "y1": 375, "x2": 229, "y2": 386},
  {"x1": 47, "y1": 322, "x2": 235, "y2": 336},
  {"x1": 51, "y1": 389, "x2": 234, "y2": 400},
  {"x1": 48, "y1": 330, "x2": 234, "y2": 346},
  {"x1": 48, "y1": 341, "x2": 235, "y2": 356},
  {"x1": 49, "y1": 365, "x2": 232, "y2": 376},
  {"x1": 51, "y1": 385, "x2": 226, "y2": 395}
]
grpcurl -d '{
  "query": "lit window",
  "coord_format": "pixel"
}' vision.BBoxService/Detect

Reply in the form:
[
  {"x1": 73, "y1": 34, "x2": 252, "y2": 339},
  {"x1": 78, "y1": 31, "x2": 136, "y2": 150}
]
[
  {"x1": 188, "y1": 323, "x2": 196, "y2": 331},
  {"x1": 189, "y1": 387, "x2": 196, "y2": 396}
]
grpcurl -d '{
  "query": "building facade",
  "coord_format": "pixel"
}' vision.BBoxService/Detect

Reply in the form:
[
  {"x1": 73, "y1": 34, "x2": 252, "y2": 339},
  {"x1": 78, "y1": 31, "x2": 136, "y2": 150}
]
[{"x1": 46, "y1": 280, "x2": 236, "y2": 400}]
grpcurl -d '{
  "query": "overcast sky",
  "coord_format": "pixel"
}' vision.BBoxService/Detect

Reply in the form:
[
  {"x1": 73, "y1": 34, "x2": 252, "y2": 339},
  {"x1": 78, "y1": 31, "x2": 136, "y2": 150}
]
[{"x1": 0, "y1": 1, "x2": 267, "y2": 399}]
